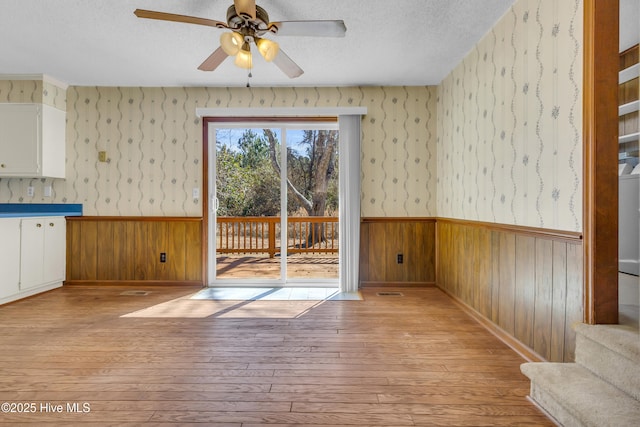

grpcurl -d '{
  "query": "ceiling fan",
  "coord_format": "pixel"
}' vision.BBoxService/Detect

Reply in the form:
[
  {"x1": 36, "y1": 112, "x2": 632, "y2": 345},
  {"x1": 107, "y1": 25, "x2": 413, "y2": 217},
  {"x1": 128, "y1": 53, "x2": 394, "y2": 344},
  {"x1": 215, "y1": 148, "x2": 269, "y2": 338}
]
[{"x1": 134, "y1": 0, "x2": 346, "y2": 79}]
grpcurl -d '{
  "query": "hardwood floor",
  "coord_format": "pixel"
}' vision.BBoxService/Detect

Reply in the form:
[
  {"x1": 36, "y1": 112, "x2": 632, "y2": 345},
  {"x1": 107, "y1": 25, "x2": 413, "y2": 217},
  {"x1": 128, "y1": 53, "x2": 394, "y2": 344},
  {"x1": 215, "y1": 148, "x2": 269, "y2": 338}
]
[{"x1": 0, "y1": 286, "x2": 553, "y2": 426}]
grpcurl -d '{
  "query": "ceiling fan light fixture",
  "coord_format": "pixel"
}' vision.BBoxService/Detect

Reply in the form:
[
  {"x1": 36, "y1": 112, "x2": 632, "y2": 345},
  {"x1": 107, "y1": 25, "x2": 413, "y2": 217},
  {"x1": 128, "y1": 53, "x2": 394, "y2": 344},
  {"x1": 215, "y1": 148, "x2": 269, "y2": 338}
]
[
  {"x1": 134, "y1": 3, "x2": 346, "y2": 78},
  {"x1": 234, "y1": 42, "x2": 252, "y2": 69},
  {"x1": 220, "y1": 31, "x2": 243, "y2": 56},
  {"x1": 256, "y1": 37, "x2": 279, "y2": 62}
]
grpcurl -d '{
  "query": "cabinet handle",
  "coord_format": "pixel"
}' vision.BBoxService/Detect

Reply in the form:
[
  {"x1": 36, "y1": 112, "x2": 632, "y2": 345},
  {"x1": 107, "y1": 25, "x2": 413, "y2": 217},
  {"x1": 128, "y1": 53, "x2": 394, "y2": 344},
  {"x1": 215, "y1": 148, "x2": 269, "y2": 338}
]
[{"x1": 36, "y1": 223, "x2": 42, "y2": 228}]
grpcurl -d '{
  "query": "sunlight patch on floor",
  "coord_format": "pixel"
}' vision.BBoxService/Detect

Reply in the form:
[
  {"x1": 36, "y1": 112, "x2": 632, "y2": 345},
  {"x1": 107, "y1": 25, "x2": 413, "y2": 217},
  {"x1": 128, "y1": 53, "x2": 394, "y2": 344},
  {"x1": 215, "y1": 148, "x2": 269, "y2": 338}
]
[
  {"x1": 120, "y1": 287, "x2": 361, "y2": 319},
  {"x1": 191, "y1": 287, "x2": 362, "y2": 301},
  {"x1": 121, "y1": 298, "x2": 238, "y2": 318}
]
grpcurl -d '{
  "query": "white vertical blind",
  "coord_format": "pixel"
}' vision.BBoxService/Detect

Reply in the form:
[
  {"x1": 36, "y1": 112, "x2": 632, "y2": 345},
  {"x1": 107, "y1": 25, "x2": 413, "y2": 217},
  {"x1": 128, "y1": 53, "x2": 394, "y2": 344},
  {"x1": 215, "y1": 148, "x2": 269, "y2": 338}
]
[{"x1": 338, "y1": 114, "x2": 362, "y2": 292}]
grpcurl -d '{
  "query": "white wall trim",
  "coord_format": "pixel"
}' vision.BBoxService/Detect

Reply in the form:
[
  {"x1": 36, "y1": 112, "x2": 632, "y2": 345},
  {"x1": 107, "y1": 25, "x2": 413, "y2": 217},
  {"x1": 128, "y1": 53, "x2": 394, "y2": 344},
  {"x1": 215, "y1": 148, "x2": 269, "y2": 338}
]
[{"x1": 196, "y1": 107, "x2": 367, "y2": 118}]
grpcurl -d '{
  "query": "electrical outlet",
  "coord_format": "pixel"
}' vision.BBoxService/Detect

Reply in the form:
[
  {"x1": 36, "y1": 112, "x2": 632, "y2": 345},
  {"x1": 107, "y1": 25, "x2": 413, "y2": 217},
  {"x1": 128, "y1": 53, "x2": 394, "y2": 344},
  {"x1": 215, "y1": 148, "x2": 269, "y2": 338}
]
[
  {"x1": 397, "y1": 253, "x2": 404, "y2": 264},
  {"x1": 44, "y1": 186, "x2": 52, "y2": 197},
  {"x1": 160, "y1": 252, "x2": 167, "y2": 263},
  {"x1": 192, "y1": 188, "x2": 200, "y2": 200},
  {"x1": 27, "y1": 186, "x2": 35, "y2": 197}
]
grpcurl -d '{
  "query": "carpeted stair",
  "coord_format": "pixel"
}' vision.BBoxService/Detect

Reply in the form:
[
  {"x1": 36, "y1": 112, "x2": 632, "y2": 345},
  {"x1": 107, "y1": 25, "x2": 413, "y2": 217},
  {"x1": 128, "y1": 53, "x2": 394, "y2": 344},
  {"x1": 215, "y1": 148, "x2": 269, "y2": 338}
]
[{"x1": 521, "y1": 324, "x2": 640, "y2": 427}]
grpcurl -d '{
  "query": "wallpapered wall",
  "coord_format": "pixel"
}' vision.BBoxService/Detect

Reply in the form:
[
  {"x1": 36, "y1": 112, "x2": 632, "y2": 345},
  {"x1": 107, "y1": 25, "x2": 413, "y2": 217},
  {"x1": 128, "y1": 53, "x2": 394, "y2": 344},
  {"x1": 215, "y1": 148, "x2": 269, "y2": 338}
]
[
  {"x1": 0, "y1": 86, "x2": 438, "y2": 218},
  {"x1": 1, "y1": 0, "x2": 584, "y2": 229},
  {"x1": 0, "y1": 79, "x2": 67, "y2": 111},
  {"x1": 437, "y1": 0, "x2": 583, "y2": 232}
]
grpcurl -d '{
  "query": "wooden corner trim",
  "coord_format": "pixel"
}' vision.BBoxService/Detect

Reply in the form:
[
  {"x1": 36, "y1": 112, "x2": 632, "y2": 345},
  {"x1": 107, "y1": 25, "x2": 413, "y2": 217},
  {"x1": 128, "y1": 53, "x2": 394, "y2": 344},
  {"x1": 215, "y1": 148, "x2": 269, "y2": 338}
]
[
  {"x1": 435, "y1": 217, "x2": 583, "y2": 243},
  {"x1": 582, "y1": 0, "x2": 620, "y2": 325},
  {"x1": 360, "y1": 217, "x2": 581, "y2": 242}
]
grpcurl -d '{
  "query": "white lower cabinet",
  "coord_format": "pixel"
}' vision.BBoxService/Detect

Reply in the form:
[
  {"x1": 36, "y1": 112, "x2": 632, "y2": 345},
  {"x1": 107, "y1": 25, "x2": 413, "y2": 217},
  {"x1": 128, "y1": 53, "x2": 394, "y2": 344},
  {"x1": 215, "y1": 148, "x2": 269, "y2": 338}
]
[
  {"x1": 20, "y1": 217, "x2": 66, "y2": 290},
  {"x1": 0, "y1": 216, "x2": 65, "y2": 304},
  {"x1": 43, "y1": 217, "x2": 66, "y2": 285},
  {"x1": 0, "y1": 218, "x2": 21, "y2": 300}
]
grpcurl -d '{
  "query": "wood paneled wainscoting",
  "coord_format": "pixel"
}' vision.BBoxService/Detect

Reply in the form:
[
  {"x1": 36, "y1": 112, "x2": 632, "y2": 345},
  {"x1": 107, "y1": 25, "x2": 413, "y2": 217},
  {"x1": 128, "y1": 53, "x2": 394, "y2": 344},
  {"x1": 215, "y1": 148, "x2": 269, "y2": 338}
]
[
  {"x1": 436, "y1": 219, "x2": 584, "y2": 363},
  {"x1": 66, "y1": 217, "x2": 203, "y2": 286},
  {"x1": 359, "y1": 218, "x2": 436, "y2": 287}
]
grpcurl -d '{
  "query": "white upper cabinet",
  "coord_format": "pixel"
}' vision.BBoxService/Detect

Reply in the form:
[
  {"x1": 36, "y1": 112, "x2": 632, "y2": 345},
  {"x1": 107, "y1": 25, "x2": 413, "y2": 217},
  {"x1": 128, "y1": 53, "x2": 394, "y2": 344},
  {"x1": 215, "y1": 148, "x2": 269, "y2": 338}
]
[{"x1": 0, "y1": 103, "x2": 66, "y2": 178}]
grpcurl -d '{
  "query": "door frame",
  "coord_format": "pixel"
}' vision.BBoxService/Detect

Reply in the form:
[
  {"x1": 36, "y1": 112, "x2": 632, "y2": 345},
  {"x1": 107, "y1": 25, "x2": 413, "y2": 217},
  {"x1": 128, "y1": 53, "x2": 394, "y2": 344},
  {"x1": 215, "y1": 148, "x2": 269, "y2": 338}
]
[
  {"x1": 202, "y1": 116, "x2": 340, "y2": 287},
  {"x1": 582, "y1": 0, "x2": 620, "y2": 324}
]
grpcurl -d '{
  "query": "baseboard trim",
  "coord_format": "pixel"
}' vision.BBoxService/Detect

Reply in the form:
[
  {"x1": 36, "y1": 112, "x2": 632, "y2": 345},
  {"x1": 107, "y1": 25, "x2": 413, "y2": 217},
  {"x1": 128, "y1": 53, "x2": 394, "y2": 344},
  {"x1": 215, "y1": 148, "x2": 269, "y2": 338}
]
[
  {"x1": 526, "y1": 396, "x2": 563, "y2": 427},
  {"x1": 439, "y1": 286, "x2": 546, "y2": 363},
  {"x1": 360, "y1": 281, "x2": 436, "y2": 288},
  {"x1": 64, "y1": 280, "x2": 204, "y2": 287},
  {"x1": 0, "y1": 283, "x2": 63, "y2": 307}
]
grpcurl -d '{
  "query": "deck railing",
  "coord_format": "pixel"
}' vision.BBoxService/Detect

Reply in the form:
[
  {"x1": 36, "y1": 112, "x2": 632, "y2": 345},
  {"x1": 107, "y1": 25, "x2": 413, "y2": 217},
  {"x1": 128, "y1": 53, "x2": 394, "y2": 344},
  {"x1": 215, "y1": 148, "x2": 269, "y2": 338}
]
[{"x1": 216, "y1": 216, "x2": 339, "y2": 258}]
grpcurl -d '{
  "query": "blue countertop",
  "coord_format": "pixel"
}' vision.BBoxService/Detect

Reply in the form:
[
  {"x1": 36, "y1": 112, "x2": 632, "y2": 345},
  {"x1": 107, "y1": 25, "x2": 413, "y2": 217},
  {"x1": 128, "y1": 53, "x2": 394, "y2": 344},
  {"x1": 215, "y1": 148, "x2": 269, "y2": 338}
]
[{"x1": 0, "y1": 203, "x2": 83, "y2": 218}]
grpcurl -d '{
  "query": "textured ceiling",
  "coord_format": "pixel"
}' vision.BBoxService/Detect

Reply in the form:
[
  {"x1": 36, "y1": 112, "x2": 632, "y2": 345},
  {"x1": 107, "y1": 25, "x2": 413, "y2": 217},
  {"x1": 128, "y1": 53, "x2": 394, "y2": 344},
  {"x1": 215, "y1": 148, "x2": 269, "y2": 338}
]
[
  {"x1": 0, "y1": 0, "x2": 523, "y2": 87},
  {"x1": 1, "y1": 1, "x2": 637, "y2": 88}
]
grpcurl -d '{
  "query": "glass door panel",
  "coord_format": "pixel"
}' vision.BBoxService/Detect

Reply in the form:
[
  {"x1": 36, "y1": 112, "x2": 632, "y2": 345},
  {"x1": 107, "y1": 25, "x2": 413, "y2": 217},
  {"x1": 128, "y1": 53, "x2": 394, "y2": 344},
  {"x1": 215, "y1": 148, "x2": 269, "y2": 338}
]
[
  {"x1": 209, "y1": 123, "x2": 339, "y2": 286},
  {"x1": 214, "y1": 128, "x2": 282, "y2": 280},
  {"x1": 285, "y1": 129, "x2": 339, "y2": 280}
]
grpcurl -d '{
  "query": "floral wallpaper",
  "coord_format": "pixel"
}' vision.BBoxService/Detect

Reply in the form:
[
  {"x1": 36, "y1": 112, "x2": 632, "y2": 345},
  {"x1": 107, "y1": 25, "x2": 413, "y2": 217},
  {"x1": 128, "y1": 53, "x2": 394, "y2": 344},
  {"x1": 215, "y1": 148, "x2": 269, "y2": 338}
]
[
  {"x1": 437, "y1": 0, "x2": 583, "y2": 232},
  {"x1": 0, "y1": 0, "x2": 585, "y2": 231},
  {"x1": 0, "y1": 78, "x2": 67, "y2": 110},
  {"x1": 0, "y1": 79, "x2": 44, "y2": 104},
  {"x1": 0, "y1": 85, "x2": 438, "y2": 218}
]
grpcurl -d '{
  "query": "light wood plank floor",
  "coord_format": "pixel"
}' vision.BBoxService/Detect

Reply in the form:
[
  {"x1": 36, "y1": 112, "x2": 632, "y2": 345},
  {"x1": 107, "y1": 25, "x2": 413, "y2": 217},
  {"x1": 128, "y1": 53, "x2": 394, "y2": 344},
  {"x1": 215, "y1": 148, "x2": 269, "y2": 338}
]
[{"x1": 0, "y1": 286, "x2": 553, "y2": 426}]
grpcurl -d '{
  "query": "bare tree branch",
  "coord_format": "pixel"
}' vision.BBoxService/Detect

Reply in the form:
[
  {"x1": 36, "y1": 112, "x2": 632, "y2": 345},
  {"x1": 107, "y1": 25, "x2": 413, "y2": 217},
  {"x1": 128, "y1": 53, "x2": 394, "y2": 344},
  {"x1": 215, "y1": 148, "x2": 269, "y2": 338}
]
[{"x1": 263, "y1": 129, "x2": 313, "y2": 214}]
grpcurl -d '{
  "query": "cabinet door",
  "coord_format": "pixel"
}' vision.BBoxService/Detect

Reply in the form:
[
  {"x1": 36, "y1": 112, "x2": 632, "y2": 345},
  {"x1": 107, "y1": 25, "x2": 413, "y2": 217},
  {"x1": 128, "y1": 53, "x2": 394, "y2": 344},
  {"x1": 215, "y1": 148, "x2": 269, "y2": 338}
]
[
  {"x1": 0, "y1": 219, "x2": 21, "y2": 299},
  {"x1": 43, "y1": 217, "x2": 66, "y2": 283},
  {"x1": 19, "y1": 218, "x2": 45, "y2": 290},
  {"x1": 41, "y1": 105, "x2": 66, "y2": 178},
  {"x1": 0, "y1": 104, "x2": 40, "y2": 175}
]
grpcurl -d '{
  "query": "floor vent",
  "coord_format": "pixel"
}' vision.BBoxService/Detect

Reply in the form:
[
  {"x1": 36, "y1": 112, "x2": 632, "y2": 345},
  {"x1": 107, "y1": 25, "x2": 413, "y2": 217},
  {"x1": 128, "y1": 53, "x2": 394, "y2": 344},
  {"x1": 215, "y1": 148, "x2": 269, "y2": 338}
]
[
  {"x1": 120, "y1": 290, "x2": 151, "y2": 296},
  {"x1": 376, "y1": 292, "x2": 404, "y2": 297}
]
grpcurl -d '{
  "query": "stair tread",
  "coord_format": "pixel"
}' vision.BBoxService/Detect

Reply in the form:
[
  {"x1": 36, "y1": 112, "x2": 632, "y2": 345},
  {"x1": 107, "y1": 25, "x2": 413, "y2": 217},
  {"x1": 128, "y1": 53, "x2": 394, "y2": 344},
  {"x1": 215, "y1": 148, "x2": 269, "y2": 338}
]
[
  {"x1": 521, "y1": 362, "x2": 640, "y2": 427},
  {"x1": 575, "y1": 324, "x2": 640, "y2": 401},
  {"x1": 575, "y1": 324, "x2": 640, "y2": 362}
]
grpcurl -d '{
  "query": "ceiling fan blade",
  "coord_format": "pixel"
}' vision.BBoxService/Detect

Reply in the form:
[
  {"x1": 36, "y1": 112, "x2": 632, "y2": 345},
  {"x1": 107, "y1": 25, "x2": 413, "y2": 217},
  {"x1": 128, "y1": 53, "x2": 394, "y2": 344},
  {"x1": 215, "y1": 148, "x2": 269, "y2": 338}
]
[
  {"x1": 272, "y1": 49, "x2": 304, "y2": 79},
  {"x1": 134, "y1": 9, "x2": 228, "y2": 29},
  {"x1": 234, "y1": 0, "x2": 256, "y2": 20},
  {"x1": 269, "y1": 20, "x2": 346, "y2": 37},
  {"x1": 198, "y1": 47, "x2": 229, "y2": 71}
]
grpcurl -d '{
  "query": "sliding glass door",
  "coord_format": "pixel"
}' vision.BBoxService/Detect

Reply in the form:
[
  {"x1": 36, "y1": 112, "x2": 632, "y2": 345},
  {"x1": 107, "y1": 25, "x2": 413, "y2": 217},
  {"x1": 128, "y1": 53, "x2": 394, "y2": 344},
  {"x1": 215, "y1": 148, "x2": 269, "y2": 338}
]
[
  {"x1": 213, "y1": 127, "x2": 282, "y2": 280},
  {"x1": 207, "y1": 121, "x2": 339, "y2": 286},
  {"x1": 284, "y1": 128, "x2": 339, "y2": 280}
]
